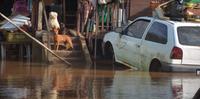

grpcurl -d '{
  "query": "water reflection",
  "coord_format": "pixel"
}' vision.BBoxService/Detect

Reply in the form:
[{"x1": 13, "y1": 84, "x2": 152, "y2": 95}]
[
  {"x1": 40, "y1": 65, "x2": 92, "y2": 99},
  {"x1": 0, "y1": 61, "x2": 5, "y2": 75},
  {"x1": 0, "y1": 61, "x2": 92, "y2": 99},
  {"x1": 0, "y1": 60, "x2": 199, "y2": 99}
]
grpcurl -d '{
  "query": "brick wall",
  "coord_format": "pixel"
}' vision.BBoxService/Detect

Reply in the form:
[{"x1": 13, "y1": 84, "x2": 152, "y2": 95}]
[
  {"x1": 43, "y1": 0, "x2": 54, "y2": 5},
  {"x1": 129, "y1": 0, "x2": 152, "y2": 20}
]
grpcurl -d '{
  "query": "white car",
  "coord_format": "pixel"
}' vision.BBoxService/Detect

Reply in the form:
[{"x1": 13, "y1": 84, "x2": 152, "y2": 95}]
[{"x1": 102, "y1": 17, "x2": 200, "y2": 72}]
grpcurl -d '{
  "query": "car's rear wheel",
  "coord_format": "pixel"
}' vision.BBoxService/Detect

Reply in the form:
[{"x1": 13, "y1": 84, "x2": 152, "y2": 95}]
[{"x1": 149, "y1": 60, "x2": 162, "y2": 72}]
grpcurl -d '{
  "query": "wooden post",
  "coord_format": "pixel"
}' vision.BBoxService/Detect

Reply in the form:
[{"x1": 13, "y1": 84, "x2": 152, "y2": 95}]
[
  {"x1": 116, "y1": 3, "x2": 119, "y2": 27},
  {"x1": 32, "y1": 0, "x2": 44, "y2": 62},
  {"x1": 63, "y1": 0, "x2": 66, "y2": 25},
  {"x1": 122, "y1": 1, "x2": 124, "y2": 25},
  {"x1": 77, "y1": 0, "x2": 80, "y2": 34},
  {"x1": 38, "y1": 0, "x2": 43, "y2": 30},
  {"x1": 112, "y1": 3, "x2": 117, "y2": 28},
  {"x1": 94, "y1": 7, "x2": 99, "y2": 60},
  {"x1": 101, "y1": 5, "x2": 104, "y2": 32},
  {"x1": 128, "y1": 0, "x2": 131, "y2": 18},
  {"x1": 42, "y1": 0, "x2": 50, "y2": 48},
  {"x1": 106, "y1": 4, "x2": 110, "y2": 30},
  {"x1": 31, "y1": 0, "x2": 39, "y2": 31},
  {"x1": 111, "y1": 4, "x2": 114, "y2": 28}
]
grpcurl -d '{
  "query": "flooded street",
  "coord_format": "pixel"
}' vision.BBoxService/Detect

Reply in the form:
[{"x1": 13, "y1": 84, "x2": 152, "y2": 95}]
[{"x1": 0, "y1": 60, "x2": 200, "y2": 99}]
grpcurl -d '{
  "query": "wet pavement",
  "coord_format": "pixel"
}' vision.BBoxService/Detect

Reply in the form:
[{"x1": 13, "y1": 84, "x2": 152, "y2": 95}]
[{"x1": 0, "y1": 60, "x2": 200, "y2": 99}]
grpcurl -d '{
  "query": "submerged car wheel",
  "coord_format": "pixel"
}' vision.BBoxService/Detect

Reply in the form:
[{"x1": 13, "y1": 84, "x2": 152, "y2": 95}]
[
  {"x1": 105, "y1": 43, "x2": 115, "y2": 64},
  {"x1": 149, "y1": 60, "x2": 162, "y2": 72}
]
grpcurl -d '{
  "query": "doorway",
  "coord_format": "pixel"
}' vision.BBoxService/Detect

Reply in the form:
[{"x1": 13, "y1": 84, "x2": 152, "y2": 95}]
[
  {"x1": 63, "y1": 0, "x2": 78, "y2": 29},
  {"x1": 0, "y1": 0, "x2": 14, "y2": 21}
]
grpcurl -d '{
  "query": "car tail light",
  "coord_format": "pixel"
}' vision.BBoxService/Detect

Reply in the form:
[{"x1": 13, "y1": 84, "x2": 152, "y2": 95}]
[{"x1": 170, "y1": 47, "x2": 183, "y2": 59}]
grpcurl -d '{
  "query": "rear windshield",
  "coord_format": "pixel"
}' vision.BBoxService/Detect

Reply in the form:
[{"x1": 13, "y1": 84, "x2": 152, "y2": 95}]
[{"x1": 177, "y1": 26, "x2": 200, "y2": 46}]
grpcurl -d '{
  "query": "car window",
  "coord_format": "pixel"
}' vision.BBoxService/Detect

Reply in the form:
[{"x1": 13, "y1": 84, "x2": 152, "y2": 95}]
[
  {"x1": 125, "y1": 19, "x2": 150, "y2": 39},
  {"x1": 145, "y1": 22, "x2": 168, "y2": 44},
  {"x1": 177, "y1": 26, "x2": 200, "y2": 46}
]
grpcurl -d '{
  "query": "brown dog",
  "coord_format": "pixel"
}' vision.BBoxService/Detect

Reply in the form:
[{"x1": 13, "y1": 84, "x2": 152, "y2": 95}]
[
  {"x1": 52, "y1": 28, "x2": 73, "y2": 50},
  {"x1": 49, "y1": 12, "x2": 73, "y2": 50}
]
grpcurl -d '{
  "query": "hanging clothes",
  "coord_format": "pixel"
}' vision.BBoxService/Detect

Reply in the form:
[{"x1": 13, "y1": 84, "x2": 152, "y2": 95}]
[
  {"x1": 12, "y1": 0, "x2": 29, "y2": 16},
  {"x1": 80, "y1": 0, "x2": 95, "y2": 32},
  {"x1": 98, "y1": 5, "x2": 111, "y2": 24},
  {"x1": 89, "y1": 0, "x2": 97, "y2": 7},
  {"x1": 98, "y1": 0, "x2": 113, "y2": 4}
]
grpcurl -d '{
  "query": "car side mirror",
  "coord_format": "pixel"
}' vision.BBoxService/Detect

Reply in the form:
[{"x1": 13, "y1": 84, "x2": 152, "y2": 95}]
[{"x1": 114, "y1": 27, "x2": 123, "y2": 33}]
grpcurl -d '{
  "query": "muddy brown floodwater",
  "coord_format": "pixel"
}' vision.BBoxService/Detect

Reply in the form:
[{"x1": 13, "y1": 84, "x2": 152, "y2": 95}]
[{"x1": 0, "y1": 60, "x2": 200, "y2": 99}]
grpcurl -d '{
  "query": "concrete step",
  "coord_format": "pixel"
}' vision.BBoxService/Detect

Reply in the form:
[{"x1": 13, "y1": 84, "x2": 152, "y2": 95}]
[
  {"x1": 47, "y1": 36, "x2": 87, "y2": 66},
  {"x1": 49, "y1": 56, "x2": 84, "y2": 61},
  {"x1": 49, "y1": 36, "x2": 81, "y2": 50},
  {"x1": 49, "y1": 36, "x2": 80, "y2": 43},
  {"x1": 52, "y1": 50, "x2": 82, "y2": 57},
  {"x1": 49, "y1": 56, "x2": 85, "y2": 66},
  {"x1": 50, "y1": 43, "x2": 81, "y2": 50},
  {"x1": 49, "y1": 60, "x2": 86, "y2": 66}
]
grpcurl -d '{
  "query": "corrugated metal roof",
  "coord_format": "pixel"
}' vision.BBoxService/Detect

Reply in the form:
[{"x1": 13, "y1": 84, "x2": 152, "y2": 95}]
[{"x1": 0, "y1": 15, "x2": 31, "y2": 31}]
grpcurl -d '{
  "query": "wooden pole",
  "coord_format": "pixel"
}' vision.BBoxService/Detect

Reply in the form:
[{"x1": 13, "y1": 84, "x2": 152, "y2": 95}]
[
  {"x1": 128, "y1": 0, "x2": 131, "y2": 18},
  {"x1": 77, "y1": 0, "x2": 80, "y2": 34},
  {"x1": 37, "y1": 1, "x2": 43, "y2": 30},
  {"x1": 42, "y1": 0, "x2": 50, "y2": 32},
  {"x1": 41, "y1": 0, "x2": 51, "y2": 60},
  {"x1": 117, "y1": 3, "x2": 119, "y2": 27},
  {"x1": 106, "y1": 4, "x2": 110, "y2": 30},
  {"x1": 94, "y1": 6, "x2": 99, "y2": 60},
  {"x1": 0, "y1": 12, "x2": 72, "y2": 66},
  {"x1": 101, "y1": 5, "x2": 104, "y2": 32},
  {"x1": 63, "y1": 0, "x2": 66, "y2": 25}
]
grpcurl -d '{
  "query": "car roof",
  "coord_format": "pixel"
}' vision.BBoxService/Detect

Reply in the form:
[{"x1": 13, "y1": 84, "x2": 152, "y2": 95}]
[
  {"x1": 137, "y1": 17, "x2": 200, "y2": 26},
  {"x1": 167, "y1": 20, "x2": 200, "y2": 25},
  {"x1": 156, "y1": 18, "x2": 200, "y2": 26}
]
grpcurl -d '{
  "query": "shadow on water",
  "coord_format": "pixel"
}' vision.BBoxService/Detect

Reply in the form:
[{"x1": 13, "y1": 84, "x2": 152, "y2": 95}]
[{"x1": 0, "y1": 60, "x2": 200, "y2": 99}]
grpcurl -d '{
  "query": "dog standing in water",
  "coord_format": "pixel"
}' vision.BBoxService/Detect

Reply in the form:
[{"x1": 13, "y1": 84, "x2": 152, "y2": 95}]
[{"x1": 49, "y1": 12, "x2": 73, "y2": 50}]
